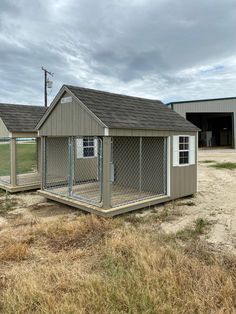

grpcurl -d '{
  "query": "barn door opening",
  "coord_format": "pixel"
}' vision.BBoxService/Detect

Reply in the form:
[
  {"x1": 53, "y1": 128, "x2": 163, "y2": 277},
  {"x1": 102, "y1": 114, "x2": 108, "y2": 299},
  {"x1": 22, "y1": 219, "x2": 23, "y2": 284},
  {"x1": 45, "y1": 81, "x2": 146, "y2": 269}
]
[{"x1": 71, "y1": 136, "x2": 103, "y2": 206}]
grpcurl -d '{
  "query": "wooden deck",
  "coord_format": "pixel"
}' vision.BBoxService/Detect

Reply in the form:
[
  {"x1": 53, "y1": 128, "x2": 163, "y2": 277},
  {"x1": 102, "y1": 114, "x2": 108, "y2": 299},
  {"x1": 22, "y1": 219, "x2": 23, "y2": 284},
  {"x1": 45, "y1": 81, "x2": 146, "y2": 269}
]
[
  {"x1": 46, "y1": 181, "x2": 160, "y2": 206},
  {"x1": 0, "y1": 172, "x2": 41, "y2": 192},
  {"x1": 39, "y1": 189, "x2": 169, "y2": 217}
]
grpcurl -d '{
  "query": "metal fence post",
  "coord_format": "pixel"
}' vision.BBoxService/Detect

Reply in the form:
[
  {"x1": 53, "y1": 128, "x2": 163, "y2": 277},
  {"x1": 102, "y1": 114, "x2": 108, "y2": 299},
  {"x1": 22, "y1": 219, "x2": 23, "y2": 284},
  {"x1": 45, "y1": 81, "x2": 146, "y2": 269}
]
[
  {"x1": 163, "y1": 137, "x2": 167, "y2": 195},
  {"x1": 102, "y1": 136, "x2": 112, "y2": 209},
  {"x1": 68, "y1": 137, "x2": 74, "y2": 197},
  {"x1": 139, "y1": 136, "x2": 142, "y2": 194}
]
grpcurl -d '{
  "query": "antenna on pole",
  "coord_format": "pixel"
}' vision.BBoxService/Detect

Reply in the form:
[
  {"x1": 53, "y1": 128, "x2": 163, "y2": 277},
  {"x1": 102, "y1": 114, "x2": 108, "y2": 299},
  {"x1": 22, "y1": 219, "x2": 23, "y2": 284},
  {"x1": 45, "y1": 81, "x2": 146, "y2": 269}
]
[{"x1": 41, "y1": 67, "x2": 54, "y2": 107}]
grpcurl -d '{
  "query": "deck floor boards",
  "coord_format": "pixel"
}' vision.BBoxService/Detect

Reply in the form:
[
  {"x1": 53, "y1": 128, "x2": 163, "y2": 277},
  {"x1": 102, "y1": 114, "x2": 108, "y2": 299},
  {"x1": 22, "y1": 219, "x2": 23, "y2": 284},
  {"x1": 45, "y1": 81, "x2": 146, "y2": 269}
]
[
  {"x1": 47, "y1": 181, "x2": 159, "y2": 206},
  {"x1": 0, "y1": 172, "x2": 41, "y2": 187}
]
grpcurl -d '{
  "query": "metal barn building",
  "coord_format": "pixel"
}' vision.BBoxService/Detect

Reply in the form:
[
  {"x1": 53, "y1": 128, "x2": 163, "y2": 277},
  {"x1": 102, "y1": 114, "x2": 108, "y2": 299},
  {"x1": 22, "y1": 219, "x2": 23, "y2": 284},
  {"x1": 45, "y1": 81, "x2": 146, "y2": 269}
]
[
  {"x1": 37, "y1": 85, "x2": 199, "y2": 216},
  {"x1": 0, "y1": 104, "x2": 46, "y2": 192},
  {"x1": 169, "y1": 97, "x2": 236, "y2": 149}
]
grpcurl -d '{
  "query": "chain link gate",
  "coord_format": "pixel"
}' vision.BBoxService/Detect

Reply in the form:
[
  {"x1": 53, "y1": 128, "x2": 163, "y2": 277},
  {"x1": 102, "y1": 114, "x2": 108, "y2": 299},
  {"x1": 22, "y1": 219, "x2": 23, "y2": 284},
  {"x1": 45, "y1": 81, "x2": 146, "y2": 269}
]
[
  {"x1": 44, "y1": 136, "x2": 103, "y2": 206},
  {"x1": 71, "y1": 137, "x2": 103, "y2": 205},
  {"x1": 111, "y1": 136, "x2": 167, "y2": 207}
]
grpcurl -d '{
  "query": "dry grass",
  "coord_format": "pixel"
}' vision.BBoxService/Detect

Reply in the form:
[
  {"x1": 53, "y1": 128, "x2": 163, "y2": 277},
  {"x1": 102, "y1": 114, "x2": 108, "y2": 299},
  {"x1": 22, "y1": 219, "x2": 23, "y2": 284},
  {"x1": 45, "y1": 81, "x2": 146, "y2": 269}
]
[
  {"x1": 0, "y1": 215, "x2": 235, "y2": 313},
  {"x1": 32, "y1": 215, "x2": 121, "y2": 251},
  {"x1": 0, "y1": 242, "x2": 29, "y2": 262}
]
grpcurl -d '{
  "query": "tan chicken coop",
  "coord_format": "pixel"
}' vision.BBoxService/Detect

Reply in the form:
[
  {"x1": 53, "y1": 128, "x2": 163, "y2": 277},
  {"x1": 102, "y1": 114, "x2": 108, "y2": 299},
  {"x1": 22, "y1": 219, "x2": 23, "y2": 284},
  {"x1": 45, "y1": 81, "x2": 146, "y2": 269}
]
[
  {"x1": 0, "y1": 104, "x2": 46, "y2": 192},
  {"x1": 36, "y1": 85, "x2": 199, "y2": 216}
]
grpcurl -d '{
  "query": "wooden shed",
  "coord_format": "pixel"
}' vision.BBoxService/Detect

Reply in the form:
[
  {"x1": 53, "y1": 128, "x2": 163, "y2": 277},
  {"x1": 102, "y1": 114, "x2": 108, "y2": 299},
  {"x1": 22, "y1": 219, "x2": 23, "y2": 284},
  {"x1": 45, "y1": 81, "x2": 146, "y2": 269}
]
[
  {"x1": 0, "y1": 104, "x2": 46, "y2": 192},
  {"x1": 36, "y1": 85, "x2": 199, "y2": 216}
]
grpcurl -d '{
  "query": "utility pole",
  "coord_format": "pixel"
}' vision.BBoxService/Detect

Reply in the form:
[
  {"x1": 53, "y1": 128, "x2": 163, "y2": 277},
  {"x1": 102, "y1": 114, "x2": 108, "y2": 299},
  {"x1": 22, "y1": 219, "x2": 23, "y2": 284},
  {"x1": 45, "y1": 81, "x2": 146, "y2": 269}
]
[{"x1": 41, "y1": 67, "x2": 53, "y2": 107}]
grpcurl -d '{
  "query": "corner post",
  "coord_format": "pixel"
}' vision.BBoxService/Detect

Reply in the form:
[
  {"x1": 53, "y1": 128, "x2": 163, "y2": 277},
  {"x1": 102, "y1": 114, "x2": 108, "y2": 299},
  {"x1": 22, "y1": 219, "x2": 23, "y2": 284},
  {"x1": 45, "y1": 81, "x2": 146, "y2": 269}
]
[
  {"x1": 68, "y1": 136, "x2": 74, "y2": 196},
  {"x1": 102, "y1": 136, "x2": 112, "y2": 209},
  {"x1": 36, "y1": 137, "x2": 40, "y2": 172},
  {"x1": 10, "y1": 138, "x2": 17, "y2": 186}
]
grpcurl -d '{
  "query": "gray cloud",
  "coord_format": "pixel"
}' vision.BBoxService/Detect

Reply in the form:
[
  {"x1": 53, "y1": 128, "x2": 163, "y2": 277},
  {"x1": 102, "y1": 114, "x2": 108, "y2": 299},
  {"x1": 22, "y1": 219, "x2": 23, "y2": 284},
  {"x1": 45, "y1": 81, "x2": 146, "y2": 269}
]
[{"x1": 0, "y1": 0, "x2": 236, "y2": 105}]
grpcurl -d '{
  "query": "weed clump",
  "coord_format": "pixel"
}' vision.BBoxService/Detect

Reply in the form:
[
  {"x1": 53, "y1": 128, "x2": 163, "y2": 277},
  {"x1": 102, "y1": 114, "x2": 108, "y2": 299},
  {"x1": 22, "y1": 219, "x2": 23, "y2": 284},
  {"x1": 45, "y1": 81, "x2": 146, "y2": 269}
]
[
  {"x1": 210, "y1": 162, "x2": 236, "y2": 170},
  {"x1": 176, "y1": 218, "x2": 209, "y2": 241}
]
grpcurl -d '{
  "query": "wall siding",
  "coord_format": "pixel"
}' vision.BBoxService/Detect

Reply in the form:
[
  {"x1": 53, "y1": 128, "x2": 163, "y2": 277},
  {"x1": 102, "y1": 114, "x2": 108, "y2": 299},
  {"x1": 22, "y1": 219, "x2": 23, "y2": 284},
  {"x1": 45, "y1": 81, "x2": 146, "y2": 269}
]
[
  {"x1": 109, "y1": 129, "x2": 196, "y2": 137},
  {"x1": 39, "y1": 92, "x2": 105, "y2": 136},
  {"x1": 45, "y1": 137, "x2": 98, "y2": 185},
  {"x1": 172, "y1": 99, "x2": 236, "y2": 148},
  {"x1": 0, "y1": 118, "x2": 9, "y2": 137},
  {"x1": 169, "y1": 133, "x2": 198, "y2": 198}
]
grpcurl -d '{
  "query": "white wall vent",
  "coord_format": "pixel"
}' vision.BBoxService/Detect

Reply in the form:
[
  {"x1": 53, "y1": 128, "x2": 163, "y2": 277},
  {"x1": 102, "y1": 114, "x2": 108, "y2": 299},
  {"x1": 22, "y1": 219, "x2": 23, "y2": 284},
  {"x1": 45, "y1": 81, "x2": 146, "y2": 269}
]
[{"x1": 61, "y1": 96, "x2": 72, "y2": 104}]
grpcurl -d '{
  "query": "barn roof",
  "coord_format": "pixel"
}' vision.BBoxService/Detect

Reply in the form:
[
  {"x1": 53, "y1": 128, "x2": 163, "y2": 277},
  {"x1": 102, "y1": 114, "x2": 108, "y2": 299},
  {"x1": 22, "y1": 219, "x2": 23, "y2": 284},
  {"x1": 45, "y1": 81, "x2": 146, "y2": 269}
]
[
  {"x1": 0, "y1": 103, "x2": 47, "y2": 133},
  {"x1": 167, "y1": 96, "x2": 236, "y2": 105},
  {"x1": 65, "y1": 85, "x2": 198, "y2": 131}
]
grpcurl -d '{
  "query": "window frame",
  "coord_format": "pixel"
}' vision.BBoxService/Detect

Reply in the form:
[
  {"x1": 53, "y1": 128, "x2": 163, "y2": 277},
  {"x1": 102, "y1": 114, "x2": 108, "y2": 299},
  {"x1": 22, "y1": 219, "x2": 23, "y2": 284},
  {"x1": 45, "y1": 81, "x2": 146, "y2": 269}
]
[
  {"x1": 82, "y1": 137, "x2": 95, "y2": 158},
  {"x1": 76, "y1": 137, "x2": 98, "y2": 159},
  {"x1": 173, "y1": 135, "x2": 195, "y2": 167},
  {"x1": 178, "y1": 136, "x2": 190, "y2": 165}
]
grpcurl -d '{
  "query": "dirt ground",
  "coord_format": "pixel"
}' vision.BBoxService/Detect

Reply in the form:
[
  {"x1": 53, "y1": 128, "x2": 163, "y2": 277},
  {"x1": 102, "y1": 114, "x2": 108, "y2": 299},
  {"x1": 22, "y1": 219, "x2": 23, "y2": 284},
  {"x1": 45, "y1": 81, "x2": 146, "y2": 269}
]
[
  {"x1": 161, "y1": 149, "x2": 236, "y2": 253},
  {"x1": 0, "y1": 149, "x2": 236, "y2": 254}
]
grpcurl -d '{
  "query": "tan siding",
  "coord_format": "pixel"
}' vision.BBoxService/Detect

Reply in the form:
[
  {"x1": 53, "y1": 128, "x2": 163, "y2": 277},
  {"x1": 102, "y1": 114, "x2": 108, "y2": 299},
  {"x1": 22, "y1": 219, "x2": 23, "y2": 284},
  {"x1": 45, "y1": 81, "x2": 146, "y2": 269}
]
[
  {"x1": 0, "y1": 118, "x2": 10, "y2": 137},
  {"x1": 11, "y1": 132, "x2": 38, "y2": 138},
  {"x1": 109, "y1": 128, "x2": 196, "y2": 137},
  {"x1": 169, "y1": 133, "x2": 198, "y2": 198},
  {"x1": 46, "y1": 137, "x2": 98, "y2": 183},
  {"x1": 39, "y1": 92, "x2": 104, "y2": 136}
]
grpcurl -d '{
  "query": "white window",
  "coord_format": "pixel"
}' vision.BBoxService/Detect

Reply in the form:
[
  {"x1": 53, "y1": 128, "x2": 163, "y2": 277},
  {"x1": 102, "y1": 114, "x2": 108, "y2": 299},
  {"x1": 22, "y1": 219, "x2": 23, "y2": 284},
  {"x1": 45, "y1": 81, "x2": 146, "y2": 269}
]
[
  {"x1": 173, "y1": 135, "x2": 195, "y2": 166},
  {"x1": 76, "y1": 137, "x2": 98, "y2": 159}
]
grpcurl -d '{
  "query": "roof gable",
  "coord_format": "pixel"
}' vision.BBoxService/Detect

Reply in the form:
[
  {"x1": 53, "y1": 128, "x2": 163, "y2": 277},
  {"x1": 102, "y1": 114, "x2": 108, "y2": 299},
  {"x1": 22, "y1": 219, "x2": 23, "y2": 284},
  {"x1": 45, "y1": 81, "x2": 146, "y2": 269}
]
[
  {"x1": 66, "y1": 85, "x2": 198, "y2": 132},
  {"x1": 0, "y1": 103, "x2": 47, "y2": 133},
  {"x1": 37, "y1": 85, "x2": 199, "y2": 132}
]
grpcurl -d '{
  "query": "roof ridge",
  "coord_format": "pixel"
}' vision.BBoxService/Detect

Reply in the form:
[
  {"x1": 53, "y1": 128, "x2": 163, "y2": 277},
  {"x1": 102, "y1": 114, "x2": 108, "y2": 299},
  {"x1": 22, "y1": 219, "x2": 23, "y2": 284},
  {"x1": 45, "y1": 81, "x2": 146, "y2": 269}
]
[{"x1": 65, "y1": 84, "x2": 163, "y2": 104}]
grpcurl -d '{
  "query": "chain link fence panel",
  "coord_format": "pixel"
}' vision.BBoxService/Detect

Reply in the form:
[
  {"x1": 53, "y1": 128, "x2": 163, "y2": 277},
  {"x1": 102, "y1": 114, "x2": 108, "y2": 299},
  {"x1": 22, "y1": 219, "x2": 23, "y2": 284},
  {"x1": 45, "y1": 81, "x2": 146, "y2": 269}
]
[
  {"x1": 0, "y1": 138, "x2": 11, "y2": 184},
  {"x1": 44, "y1": 136, "x2": 103, "y2": 205},
  {"x1": 16, "y1": 138, "x2": 40, "y2": 186},
  {"x1": 111, "y1": 136, "x2": 167, "y2": 207},
  {"x1": 44, "y1": 137, "x2": 70, "y2": 195},
  {"x1": 72, "y1": 137, "x2": 103, "y2": 205}
]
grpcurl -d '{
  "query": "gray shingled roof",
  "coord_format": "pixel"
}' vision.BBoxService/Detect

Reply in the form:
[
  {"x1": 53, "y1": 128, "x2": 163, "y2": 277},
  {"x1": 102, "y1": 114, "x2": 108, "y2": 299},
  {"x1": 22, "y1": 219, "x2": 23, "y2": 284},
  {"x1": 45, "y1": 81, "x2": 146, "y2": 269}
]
[
  {"x1": 66, "y1": 85, "x2": 198, "y2": 132},
  {"x1": 0, "y1": 103, "x2": 47, "y2": 133}
]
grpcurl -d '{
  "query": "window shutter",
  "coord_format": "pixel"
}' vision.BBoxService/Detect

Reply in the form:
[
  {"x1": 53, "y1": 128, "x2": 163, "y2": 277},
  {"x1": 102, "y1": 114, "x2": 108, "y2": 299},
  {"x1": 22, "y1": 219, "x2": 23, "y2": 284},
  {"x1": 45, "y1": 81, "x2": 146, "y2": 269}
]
[
  {"x1": 189, "y1": 136, "x2": 196, "y2": 165},
  {"x1": 173, "y1": 136, "x2": 179, "y2": 166},
  {"x1": 94, "y1": 138, "x2": 98, "y2": 157},
  {"x1": 76, "y1": 138, "x2": 83, "y2": 159}
]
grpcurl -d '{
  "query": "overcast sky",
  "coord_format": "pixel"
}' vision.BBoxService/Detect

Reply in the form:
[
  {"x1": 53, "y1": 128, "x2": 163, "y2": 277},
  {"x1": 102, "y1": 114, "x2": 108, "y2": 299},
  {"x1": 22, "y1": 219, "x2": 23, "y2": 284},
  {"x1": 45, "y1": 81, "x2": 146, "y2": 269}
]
[{"x1": 0, "y1": 0, "x2": 236, "y2": 105}]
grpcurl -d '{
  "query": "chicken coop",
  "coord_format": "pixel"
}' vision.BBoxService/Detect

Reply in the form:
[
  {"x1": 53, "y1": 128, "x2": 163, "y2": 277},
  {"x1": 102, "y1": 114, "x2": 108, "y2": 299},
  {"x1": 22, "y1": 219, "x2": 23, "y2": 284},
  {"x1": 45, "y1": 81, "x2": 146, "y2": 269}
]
[
  {"x1": 37, "y1": 85, "x2": 198, "y2": 216},
  {"x1": 0, "y1": 104, "x2": 46, "y2": 192}
]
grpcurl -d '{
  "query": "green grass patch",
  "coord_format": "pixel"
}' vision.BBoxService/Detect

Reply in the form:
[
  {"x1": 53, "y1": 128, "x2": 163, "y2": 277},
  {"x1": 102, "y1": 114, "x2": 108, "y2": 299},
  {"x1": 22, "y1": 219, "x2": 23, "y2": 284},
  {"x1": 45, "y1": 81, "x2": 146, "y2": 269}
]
[
  {"x1": 0, "y1": 193, "x2": 18, "y2": 216},
  {"x1": 210, "y1": 162, "x2": 236, "y2": 170},
  {"x1": 16, "y1": 143, "x2": 37, "y2": 174},
  {"x1": 0, "y1": 189, "x2": 6, "y2": 196},
  {"x1": 200, "y1": 160, "x2": 216, "y2": 164},
  {"x1": 176, "y1": 218, "x2": 209, "y2": 241},
  {"x1": 0, "y1": 142, "x2": 10, "y2": 176},
  {"x1": 0, "y1": 142, "x2": 37, "y2": 176}
]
